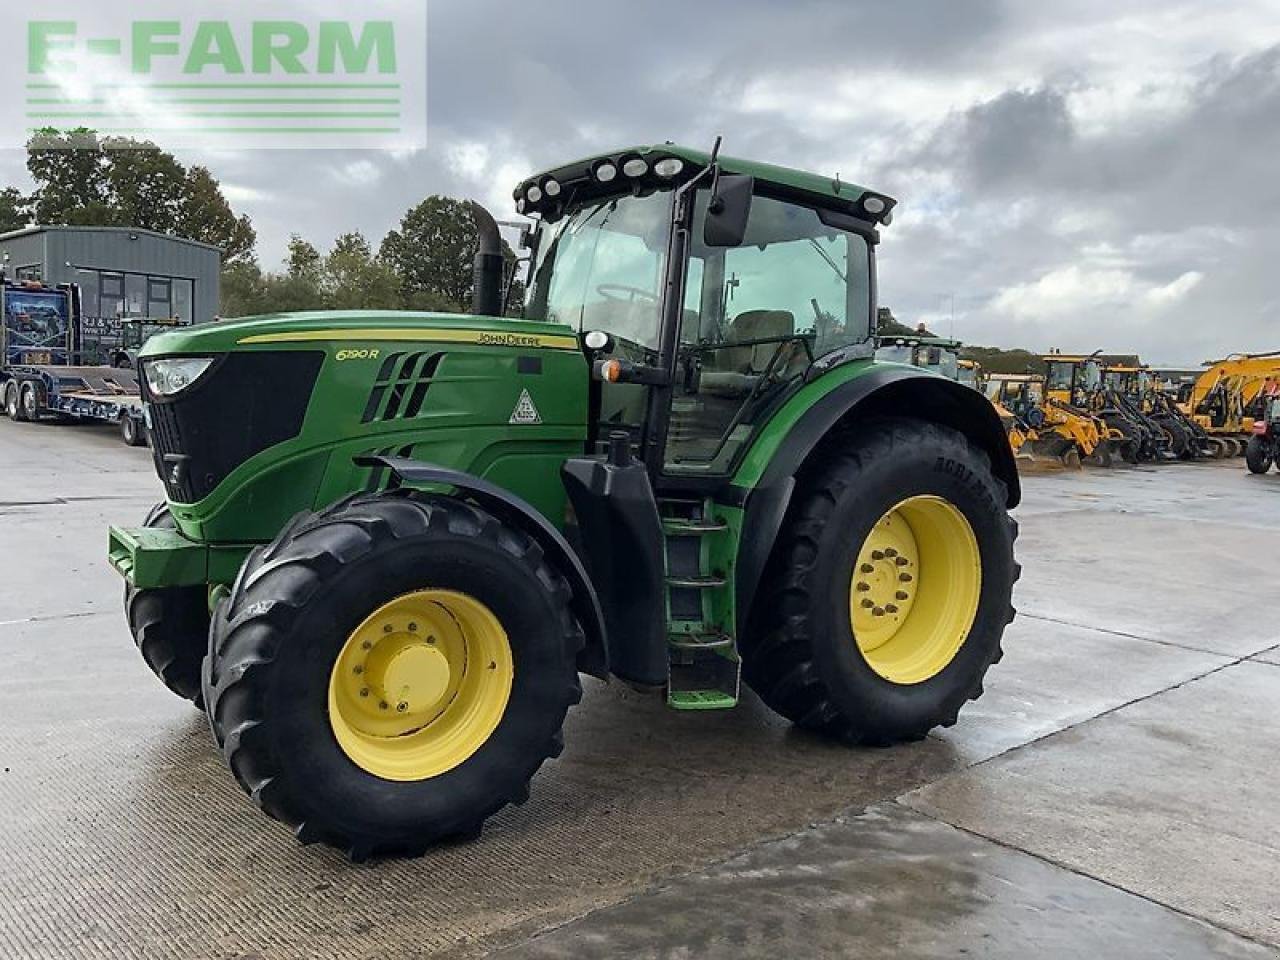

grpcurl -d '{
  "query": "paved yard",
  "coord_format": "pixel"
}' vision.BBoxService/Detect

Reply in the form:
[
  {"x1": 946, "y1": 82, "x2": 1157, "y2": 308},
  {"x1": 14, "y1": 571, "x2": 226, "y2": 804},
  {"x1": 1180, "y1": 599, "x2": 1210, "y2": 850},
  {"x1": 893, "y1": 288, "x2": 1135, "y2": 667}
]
[{"x1": 1, "y1": 417, "x2": 1277, "y2": 959}]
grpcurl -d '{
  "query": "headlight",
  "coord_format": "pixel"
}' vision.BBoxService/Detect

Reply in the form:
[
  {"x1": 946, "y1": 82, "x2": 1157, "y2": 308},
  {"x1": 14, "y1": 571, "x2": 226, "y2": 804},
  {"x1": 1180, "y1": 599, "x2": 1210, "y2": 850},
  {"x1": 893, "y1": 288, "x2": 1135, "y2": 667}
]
[
  {"x1": 622, "y1": 158, "x2": 648, "y2": 178},
  {"x1": 144, "y1": 357, "x2": 214, "y2": 397}
]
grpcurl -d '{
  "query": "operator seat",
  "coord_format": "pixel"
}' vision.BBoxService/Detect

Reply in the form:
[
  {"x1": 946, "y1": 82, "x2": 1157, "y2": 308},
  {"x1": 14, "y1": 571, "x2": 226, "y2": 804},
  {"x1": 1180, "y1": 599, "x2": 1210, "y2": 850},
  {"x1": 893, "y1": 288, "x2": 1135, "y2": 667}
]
[{"x1": 717, "y1": 309, "x2": 795, "y2": 374}]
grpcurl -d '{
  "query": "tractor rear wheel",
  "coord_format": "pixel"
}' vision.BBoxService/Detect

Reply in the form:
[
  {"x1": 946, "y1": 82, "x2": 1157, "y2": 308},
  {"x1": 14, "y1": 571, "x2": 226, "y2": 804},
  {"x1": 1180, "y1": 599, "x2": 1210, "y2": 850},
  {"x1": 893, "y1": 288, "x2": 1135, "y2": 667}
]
[
  {"x1": 1245, "y1": 436, "x2": 1273, "y2": 474},
  {"x1": 202, "y1": 490, "x2": 583, "y2": 860},
  {"x1": 124, "y1": 504, "x2": 210, "y2": 705},
  {"x1": 742, "y1": 418, "x2": 1018, "y2": 746}
]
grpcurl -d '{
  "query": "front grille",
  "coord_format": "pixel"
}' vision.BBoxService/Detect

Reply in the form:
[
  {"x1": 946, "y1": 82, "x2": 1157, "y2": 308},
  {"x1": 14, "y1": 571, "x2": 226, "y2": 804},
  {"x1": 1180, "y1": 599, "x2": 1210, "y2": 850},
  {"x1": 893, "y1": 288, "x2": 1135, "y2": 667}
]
[{"x1": 145, "y1": 351, "x2": 323, "y2": 502}]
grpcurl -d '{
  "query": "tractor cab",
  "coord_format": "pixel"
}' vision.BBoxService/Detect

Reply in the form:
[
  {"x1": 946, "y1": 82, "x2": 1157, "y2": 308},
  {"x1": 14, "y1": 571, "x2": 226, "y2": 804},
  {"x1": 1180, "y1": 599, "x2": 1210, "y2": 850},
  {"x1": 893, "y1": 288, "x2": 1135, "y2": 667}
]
[
  {"x1": 521, "y1": 146, "x2": 884, "y2": 475},
  {"x1": 1043, "y1": 353, "x2": 1102, "y2": 407}
]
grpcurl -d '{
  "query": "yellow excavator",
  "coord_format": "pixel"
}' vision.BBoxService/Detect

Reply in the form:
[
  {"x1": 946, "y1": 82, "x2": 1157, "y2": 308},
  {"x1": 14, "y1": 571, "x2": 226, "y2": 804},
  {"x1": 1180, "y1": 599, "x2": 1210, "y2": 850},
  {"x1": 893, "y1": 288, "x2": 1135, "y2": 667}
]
[
  {"x1": 959, "y1": 361, "x2": 1033, "y2": 457},
  {"x1": 1040, "y1": 354, "x2": 1128, "y2": 464},
  {"x1": 1181, "y1": 352, "x2": 1280, "y2": 457}
]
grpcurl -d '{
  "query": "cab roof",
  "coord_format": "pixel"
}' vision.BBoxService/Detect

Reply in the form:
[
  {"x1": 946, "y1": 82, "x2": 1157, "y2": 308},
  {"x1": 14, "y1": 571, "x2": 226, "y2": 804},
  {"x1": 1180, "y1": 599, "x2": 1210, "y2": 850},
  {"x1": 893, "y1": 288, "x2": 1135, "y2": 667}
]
[{"x1": 515, "y1": 142, "x2": 896, "y2": 225}]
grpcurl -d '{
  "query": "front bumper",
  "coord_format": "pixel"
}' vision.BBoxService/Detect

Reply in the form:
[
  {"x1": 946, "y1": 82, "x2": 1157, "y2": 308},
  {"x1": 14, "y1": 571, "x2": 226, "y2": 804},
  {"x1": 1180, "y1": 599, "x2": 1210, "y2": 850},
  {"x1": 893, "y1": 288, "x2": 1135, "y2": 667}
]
[{"x1": 108, "y1": 525, "x2": 249, "y2": 590}]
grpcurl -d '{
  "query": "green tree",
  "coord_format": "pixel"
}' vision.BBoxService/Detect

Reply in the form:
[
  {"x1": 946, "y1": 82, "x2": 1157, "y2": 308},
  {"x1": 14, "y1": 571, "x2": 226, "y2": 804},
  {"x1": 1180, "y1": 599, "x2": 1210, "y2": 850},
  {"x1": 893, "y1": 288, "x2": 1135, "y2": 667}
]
[
  {"x1": 24, "y1": 129, "x2": 256, "y2": 262},
  {"x1": 180, "y1": 166, "x2": 256, "y2": 263},
  {"x1": 26, "y1": 128, "x2": 113, "y2": 224},
  {"x1": 379, "y1": 196, "x2": 478, "y2": 309},
  {"x1": 0, "y1": 188, "x2": 30, "y2": 233},
  {"x1": 323, "y1": 232, "x2": 401, "y2": 310}
]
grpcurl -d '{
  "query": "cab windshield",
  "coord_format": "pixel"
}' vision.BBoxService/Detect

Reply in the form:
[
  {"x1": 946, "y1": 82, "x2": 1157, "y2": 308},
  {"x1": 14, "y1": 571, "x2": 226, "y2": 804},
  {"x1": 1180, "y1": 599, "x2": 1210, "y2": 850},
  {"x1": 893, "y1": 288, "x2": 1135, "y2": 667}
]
[{"x1": 524, "y1": 192, "x2": 671, "y2": 354}]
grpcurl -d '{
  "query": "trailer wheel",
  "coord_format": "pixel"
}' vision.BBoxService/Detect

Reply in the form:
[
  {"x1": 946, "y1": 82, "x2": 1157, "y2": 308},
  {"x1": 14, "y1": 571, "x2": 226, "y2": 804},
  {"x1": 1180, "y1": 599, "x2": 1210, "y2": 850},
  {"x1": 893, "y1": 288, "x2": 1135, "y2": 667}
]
[
  {"x1": 124, "y1": 504, "x2": 210, "y2": 706},
  {"x1": 742, "y1": 418, "x2": 1018, "y2": 746},
  {"x1": 4, "y1": 382, "x2": 23, "y2": 421},
  {"x1": 120, "y1": 413, "x2": 146, "y2": 447},
  {"x1": 203, "y1": 490, "x2": 584, "y2": 859},
  {"x1": 19, "y1": 382, "x2": 39, "y2": 421}
]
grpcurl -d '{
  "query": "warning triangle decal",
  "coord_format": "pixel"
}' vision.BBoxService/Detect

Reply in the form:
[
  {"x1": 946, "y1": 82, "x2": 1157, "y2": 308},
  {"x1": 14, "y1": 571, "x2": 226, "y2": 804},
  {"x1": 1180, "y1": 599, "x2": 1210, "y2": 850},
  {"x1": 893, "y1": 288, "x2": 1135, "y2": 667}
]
[{"x1": 509, "y1": 388, "x2": 543, "y2": 425}]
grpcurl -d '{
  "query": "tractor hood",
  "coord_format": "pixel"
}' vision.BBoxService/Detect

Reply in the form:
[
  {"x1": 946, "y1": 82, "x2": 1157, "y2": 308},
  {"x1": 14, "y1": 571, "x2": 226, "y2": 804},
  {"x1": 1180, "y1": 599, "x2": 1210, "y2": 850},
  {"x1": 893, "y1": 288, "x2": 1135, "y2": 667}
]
[{"x1": 138, "y1": 311, "x2": 582, "y2": 359}]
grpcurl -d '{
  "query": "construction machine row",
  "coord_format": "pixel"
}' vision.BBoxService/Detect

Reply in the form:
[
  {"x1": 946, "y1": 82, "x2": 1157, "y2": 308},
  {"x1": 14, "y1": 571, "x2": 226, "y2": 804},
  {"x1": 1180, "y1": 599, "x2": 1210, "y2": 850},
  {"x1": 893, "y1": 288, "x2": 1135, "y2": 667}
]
[{"x1": 876, "y1": 337, "x2": 1280, "y2": 469}]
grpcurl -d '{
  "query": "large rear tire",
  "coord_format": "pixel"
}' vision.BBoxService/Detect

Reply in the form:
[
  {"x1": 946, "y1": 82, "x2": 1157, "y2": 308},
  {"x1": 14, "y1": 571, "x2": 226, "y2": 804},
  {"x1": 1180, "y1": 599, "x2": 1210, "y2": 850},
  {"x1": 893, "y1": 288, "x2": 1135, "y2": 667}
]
[
  {"x1": 742, "y1": 419, "x2": 1018, "y2": 746},
  {"x1": 202, "y1": 490, "x2": 583, "y2": 860},
  {"x1": 124, "y1": 504, "x2": 210, "y2": 706},
  {"x1": 1245, "y1": 436, "x2": 1273, "y2": 475}
]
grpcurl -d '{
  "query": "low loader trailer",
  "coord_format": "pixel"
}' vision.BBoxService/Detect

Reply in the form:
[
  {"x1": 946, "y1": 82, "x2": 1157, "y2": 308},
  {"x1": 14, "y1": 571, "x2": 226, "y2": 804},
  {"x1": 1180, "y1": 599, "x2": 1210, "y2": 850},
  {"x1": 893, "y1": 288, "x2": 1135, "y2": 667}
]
[{"x1": 1, "y1": 280, "x2": 147, "y2": 445}]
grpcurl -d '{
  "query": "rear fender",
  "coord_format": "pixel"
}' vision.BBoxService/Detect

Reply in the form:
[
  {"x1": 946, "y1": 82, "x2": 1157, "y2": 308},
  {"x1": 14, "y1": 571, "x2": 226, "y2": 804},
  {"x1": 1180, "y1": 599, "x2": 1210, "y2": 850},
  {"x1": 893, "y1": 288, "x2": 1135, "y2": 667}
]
[{"x1": 732, "y1": 368, "x2": 1019, "y2": 635}]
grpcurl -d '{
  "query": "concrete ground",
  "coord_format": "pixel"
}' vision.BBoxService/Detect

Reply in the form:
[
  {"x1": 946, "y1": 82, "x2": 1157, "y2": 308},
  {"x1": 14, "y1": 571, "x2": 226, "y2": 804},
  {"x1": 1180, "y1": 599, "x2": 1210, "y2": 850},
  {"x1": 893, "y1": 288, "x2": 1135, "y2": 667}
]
[{"x1": 1, "y1": 417, "x2": 1277, "y2": 960}]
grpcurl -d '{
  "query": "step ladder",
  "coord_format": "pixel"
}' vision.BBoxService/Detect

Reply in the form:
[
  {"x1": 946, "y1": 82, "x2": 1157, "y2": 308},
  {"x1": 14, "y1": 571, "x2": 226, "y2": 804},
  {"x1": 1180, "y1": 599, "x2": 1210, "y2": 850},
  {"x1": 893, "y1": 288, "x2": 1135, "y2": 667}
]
[{"x1": 660, "y1": 499, "x2": 740, "y2": 710}]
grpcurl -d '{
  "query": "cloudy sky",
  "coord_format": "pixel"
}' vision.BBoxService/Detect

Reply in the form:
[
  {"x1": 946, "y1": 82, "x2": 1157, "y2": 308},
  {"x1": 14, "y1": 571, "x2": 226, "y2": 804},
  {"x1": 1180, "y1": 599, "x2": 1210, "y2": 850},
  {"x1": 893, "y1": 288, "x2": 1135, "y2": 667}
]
[{"x1": 4, "y1": 0, "x2": 1280, "y2": 365}]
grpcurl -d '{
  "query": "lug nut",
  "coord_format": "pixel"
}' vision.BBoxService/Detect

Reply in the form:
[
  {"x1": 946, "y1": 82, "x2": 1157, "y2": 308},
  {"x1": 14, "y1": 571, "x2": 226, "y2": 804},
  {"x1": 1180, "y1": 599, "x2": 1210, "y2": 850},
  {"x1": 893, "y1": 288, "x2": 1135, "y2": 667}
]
[
  {"x1": 895, "y1": 557, "x2": 909, "y2": 567},
  {"x1": 426, "y1": 635, "x2": 436, "y2": 645},
  {"x1": 861, "y1": 598, "x2": 875, "y2": 609},
  {"x1": 900, "y1": 573, "x2": 913, "y2": 583},
  {"x1": 397, "y1": 702, "x2": 408, "y2": 712},
  {"x1": 378, "y1": 701, "x2": 388, "y2": 711},
  {"x1": 860, "y1": 563, "x2": 875, "y2": 574},
  {"x1": 383, "y1": 624, "x2": 393, "y2": 634},
  {"x1": 884, "y1": 548, "x2": 898, "y2": 558},
  {"x1": 361, "y1": 640, "x2": 372, "y2": 650},
  {"x1": 873, "y1": 607, "x2": 886, "y2": 617},
  {"x1": 896, "y1": 591, "x2": 910, "y2": 601},
  {"x1": 871, "y1": 550, "x2": 885, "y2": 561},
  {"x1": 359, "y1": 688, "x2": 369, "y2": 698},
  {"x1": 408, "y1": 623, "x2": 418, "y2": 633},
  {"x1": 353, "y1": 665, "x2": 363, "y2": 675},
  {"x1": 856, "y1": 582, "x2": 871, "y2": 592},
  {"x1": 886, "y1": 603, "x2": 899, "y2": 614}
]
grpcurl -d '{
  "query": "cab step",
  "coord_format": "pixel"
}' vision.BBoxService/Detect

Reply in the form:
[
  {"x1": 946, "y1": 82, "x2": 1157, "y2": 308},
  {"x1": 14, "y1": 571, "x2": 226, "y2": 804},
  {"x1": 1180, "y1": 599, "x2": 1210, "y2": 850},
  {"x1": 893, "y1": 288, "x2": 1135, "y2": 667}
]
[
  {"x1": 665, "y1": 574, "x2": 728, "y2": 590},
  {"x1": 661, "y1": 518, "x2": 728, "y2": 536}
]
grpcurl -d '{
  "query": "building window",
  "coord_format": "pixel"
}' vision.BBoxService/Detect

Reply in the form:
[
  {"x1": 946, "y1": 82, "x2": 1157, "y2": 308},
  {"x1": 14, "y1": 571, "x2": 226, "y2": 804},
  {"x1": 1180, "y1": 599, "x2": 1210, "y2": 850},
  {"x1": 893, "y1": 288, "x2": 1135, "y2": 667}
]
[
  {"x1": 124, "y1": 274, "x2": 146, "y2": 318},
  {"x1": 172, "y1": 278, "x2": 193, "y2": 323},
  {"x1": 148, "y1": 277, "x2": 172, "y2": 318},
  {"x1": 16, "y1": 264, "x2": 42, "y2": 281},
  {"x1": 101, "y1": 272, "x2": 125, "y2": 318}
]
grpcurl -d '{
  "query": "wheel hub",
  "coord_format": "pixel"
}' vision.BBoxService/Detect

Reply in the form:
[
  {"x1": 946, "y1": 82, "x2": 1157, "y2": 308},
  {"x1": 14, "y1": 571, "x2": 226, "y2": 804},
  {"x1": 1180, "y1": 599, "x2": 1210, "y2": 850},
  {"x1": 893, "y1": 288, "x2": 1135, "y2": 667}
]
[
  {"x1": 848, "y1": 495, "x2": 982, "y2": 685},
  {"x1": 328, "y1": 589, "x2": 514, "y2": 781}
]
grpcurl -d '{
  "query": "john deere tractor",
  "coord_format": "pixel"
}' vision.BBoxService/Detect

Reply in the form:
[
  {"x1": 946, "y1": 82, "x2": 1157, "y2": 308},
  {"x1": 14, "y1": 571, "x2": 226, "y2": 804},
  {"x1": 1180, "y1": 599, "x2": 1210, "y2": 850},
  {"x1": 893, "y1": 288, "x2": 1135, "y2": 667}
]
[{"x1": 108, "y1": 143, "x2": 1019, "y2": 859}]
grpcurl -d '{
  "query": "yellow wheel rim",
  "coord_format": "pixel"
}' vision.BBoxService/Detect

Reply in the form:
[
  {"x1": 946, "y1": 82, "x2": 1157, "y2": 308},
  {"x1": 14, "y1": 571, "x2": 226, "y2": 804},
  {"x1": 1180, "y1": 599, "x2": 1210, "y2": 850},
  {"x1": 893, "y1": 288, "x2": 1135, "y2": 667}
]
[
  {"x1": 328, "y1": 589, "x2": 514, "y2": 781},
  {"x1": 849, "y1": 495, "x2": 982, "y2": 685}
]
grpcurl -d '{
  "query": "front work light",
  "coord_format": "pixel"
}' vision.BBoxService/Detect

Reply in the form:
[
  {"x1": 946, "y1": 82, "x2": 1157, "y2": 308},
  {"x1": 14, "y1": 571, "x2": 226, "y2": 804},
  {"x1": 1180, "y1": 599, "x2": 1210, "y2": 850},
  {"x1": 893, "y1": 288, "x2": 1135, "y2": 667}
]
[
  {"x1": 622, "y1": 158, "x2": 649, "y2": 178},
  {"x1": 595, "y1": 162, "x2": 618, "y2": 183},
  {"x1": 653, "y1": 157, "x2": 684, "y2": 178},
  {"x1": 527, "y1": 185, "x2": 543, "y2": 203},
  {"x1": 544, "y1": 178, "x2": 562, "y2": 197},
  {"x1": 143, "y1": 357, "x2": 214, "y2": 397}
]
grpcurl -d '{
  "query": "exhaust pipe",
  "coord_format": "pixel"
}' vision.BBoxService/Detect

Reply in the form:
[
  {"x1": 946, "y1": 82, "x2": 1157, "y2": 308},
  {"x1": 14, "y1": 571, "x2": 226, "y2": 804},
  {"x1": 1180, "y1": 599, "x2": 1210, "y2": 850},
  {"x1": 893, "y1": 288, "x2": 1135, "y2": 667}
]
[{"x1": 467, "y1": 201, "x2": 504, "y2": 317}]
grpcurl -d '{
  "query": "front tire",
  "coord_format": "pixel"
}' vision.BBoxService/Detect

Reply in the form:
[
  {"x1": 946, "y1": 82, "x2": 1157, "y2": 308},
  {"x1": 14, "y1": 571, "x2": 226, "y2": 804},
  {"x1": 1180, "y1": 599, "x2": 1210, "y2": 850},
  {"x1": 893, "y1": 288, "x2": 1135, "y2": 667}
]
[
  {"x1": 1245, "y1": 436, "x2": 1273, "y2": 474},
  {"x1": 120, "y1": 413, "x2": 146, "y2": 447},
  {"x1": 203, "y1": 490, "x2": 583, "y2": 860},
  {"x1": 743, "y1": 419, "x2": 1018, "y2": 746},
  {"x1": 124, "y1": 504, "x2": 210, "y2": 705}
]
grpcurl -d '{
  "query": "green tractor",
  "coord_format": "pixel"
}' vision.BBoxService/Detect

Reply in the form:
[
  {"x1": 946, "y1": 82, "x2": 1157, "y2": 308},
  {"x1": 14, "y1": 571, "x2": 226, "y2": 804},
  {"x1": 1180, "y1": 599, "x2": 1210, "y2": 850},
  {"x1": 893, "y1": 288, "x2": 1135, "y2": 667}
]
[{"x1": 108, "y1": 143, "x2": 1020, "y2": 859}]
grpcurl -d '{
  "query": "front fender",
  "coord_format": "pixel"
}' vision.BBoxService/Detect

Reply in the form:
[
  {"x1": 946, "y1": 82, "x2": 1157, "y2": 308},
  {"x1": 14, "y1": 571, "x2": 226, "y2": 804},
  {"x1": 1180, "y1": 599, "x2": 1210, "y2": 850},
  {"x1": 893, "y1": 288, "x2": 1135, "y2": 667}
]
[
  {"x1": 356, "y1": 455, "x2": 609, "y2": 679},
  {"x1": 730, "y1": 366, "x2": 1020, "y2": 635}
]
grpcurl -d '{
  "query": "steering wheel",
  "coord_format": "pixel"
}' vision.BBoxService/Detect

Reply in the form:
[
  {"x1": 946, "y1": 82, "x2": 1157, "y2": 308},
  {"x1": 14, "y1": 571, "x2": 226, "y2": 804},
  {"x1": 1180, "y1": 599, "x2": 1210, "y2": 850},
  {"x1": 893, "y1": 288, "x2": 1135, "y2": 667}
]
[{"x1": 596, "y1": 283, "x2": 658, "y2": 304}]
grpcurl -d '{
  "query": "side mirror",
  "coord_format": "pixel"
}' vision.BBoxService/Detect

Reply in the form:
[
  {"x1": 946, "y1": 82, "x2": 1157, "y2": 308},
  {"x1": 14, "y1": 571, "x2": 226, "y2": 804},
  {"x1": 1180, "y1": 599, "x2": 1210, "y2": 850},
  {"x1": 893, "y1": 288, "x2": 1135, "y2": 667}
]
[{"x1": 704, "y1": 172, "x2": 754, "y2": 247}]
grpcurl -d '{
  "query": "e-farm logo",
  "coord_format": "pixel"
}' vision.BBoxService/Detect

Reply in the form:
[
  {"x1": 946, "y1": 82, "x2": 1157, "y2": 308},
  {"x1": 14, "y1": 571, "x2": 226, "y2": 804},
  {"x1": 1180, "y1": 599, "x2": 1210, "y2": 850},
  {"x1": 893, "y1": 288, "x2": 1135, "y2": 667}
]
[{"x1": 10, "y1": 1, "x2": 426, "y2": 150}]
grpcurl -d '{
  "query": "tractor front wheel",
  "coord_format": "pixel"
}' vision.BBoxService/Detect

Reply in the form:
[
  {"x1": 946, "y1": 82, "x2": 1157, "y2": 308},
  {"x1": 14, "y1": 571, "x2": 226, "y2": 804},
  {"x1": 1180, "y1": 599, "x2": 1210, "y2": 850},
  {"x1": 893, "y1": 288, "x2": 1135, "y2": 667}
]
[
  {"x1": 743, "y1": 419, "x2": 1018, "y2": 746},
  {"x1": 1245, "y1": 436, "x2": 1273, "y2": 474},
  {"x1": 202, "y1": 490, "x2": 583, "y2": 860},
  {"x1": 5, "y1": 381, "x2": 26, "y2": 421},
  {"x1": 124, "y1": 504, "x2": 210, "y2": 705}
]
